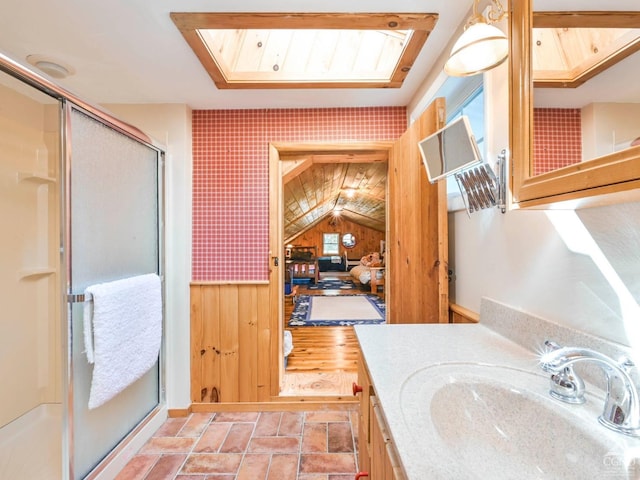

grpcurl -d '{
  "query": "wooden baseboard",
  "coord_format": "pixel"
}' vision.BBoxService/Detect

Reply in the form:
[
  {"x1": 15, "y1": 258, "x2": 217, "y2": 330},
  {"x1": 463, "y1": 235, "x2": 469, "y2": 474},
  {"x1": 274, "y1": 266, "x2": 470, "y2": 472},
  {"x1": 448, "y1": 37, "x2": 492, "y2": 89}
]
[
  {"x1": 190, "y1": 400, "x2": 358, "y2": 413},
  {"x1": 449, "y1": 303, "x2": 480, "y2": 324},
  {"x1": 168, "y1": 407, "x2": 192, "y2": 417}
]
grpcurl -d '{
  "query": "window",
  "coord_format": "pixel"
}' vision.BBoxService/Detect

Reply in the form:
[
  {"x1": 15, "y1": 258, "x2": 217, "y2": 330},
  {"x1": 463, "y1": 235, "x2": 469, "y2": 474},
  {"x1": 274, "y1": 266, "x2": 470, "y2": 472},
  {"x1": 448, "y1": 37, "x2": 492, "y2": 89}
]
[
  {"x1": 323, "y1": 233, "x2": 340, "y2": 255},
  {"x1": 448, "y1": 85, "x2": 484, "y2": 154},
  {"x1": 170, "y1": 13, "x2": 437, "y2": 89},
  {"x1": 446, "y1": 85, "x2": 484, "y2": 197}
]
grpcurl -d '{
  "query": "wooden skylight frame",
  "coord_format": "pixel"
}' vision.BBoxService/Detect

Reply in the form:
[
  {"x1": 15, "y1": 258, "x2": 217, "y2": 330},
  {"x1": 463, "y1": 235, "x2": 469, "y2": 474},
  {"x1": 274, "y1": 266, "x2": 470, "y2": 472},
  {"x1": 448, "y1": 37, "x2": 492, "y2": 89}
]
[
  {"x1": 170, "y1": 12, "x2": 438, "y2": 89},
  {"x1": 533, "y1": 12, "x2": 640, "y2": 88}
]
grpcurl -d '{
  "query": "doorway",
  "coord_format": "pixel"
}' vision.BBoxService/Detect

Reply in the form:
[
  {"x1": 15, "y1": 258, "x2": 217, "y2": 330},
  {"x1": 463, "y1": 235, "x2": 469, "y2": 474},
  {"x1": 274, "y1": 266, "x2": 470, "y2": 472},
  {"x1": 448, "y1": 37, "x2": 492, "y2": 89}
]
[
  {"x1": 268, "y1": 143, "x2": 393, "y2": 397},
  {"x1": 267, "y1": 99, "x2": 449, "y2": 402}
]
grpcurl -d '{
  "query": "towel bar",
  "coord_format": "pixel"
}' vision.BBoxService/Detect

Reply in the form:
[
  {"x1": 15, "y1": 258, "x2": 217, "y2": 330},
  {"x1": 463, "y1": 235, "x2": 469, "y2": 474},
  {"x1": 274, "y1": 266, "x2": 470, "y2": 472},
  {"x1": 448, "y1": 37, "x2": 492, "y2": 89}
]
[
  {"x1": 67, "y1": 293, "x2": 93, "y2": 303},
  {"x1": 67, "y1": 275, "x2": 163, "y2": 303}
]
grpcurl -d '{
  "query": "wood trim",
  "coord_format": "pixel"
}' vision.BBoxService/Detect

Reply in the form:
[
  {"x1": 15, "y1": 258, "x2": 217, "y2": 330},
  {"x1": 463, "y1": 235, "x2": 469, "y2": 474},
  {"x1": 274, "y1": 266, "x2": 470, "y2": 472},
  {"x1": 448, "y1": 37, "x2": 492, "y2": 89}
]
[
  {"x1": 449, "y1": 303, "x2": 480, "y2": 324},
  {"x1": 190, "y1": 281, "x2": 270, "y2": 286},
  {"x1": 171, "y1": 12, "x2": 438, "y2": 30},
  {"x1": 168, "y1": 408, "x2": 192, "y2": 418},
  {"x1": 534, "y1": 11, "x2": 640, "y2": 29},
  {"x1": 268, "y1": 144, "x2": 283, "y2": 399},
  {"x1": 274, "y1": 141, "x2": 395, "y2": 157},
  {"x1": 190, "y1": 401, "x2": 358, "y2": 413},
  {"x1": 170, "y1": 13, "x2": 438, "y2": 90}
]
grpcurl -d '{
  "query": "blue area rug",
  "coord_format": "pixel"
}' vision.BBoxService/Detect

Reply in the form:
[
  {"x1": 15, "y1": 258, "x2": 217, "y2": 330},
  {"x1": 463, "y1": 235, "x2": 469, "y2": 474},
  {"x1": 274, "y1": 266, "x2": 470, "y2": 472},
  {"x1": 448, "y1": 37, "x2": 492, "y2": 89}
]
[{"x1": 288, "y1": 294, "x2": 386, "y2": 327}]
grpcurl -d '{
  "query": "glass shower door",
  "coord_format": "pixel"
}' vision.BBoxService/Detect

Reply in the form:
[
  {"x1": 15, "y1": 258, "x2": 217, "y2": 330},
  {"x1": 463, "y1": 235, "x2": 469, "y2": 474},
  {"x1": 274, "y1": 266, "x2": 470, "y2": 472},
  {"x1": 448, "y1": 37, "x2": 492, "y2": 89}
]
[{"x1": 67, "y1": 106, "x2": 162, "y2": 479}]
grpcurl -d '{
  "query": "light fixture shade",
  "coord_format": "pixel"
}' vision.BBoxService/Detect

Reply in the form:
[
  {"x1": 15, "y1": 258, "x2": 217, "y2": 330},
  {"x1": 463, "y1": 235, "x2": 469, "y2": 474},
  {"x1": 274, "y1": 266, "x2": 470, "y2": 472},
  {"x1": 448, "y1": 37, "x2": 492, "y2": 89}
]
[
  {"x1": 26, "y1": 54, "x2": 75, "y2": 79},
  {"x1": 444, "y1": 21, "x2": 508, "y2": 77}
]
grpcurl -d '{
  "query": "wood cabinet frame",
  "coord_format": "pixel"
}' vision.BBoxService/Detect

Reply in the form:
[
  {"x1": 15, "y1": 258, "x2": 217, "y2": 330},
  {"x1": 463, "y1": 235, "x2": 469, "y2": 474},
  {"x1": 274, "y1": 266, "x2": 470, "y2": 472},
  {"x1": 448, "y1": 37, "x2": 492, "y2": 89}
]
[{"x1": 509, "y1": 0, "x2": 640, "y2": 209}]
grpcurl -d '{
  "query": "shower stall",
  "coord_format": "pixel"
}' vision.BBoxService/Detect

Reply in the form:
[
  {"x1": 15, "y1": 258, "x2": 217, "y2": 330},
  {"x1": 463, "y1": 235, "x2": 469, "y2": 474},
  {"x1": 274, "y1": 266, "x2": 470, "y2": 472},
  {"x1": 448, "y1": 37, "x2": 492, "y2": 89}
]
[{"x1": 0, "y1": 54, "x2": 165, "y2": 479}]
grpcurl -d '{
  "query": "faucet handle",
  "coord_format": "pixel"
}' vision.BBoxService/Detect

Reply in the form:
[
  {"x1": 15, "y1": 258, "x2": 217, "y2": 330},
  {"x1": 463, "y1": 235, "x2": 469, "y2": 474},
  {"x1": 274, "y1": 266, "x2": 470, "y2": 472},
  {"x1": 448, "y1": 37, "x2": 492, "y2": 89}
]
[
  {"x1": 619, "y1": 357, "x2": 635, "y2": 371},
  {"x1": 543, "y1": 340, "x2": 586, "y2": 404},
  {"x1": 549, "y1": 366, "x2": 586, "y2": 404},
  {"x1": 544, "y1": 339, "x2": 561, "y2": 351}
]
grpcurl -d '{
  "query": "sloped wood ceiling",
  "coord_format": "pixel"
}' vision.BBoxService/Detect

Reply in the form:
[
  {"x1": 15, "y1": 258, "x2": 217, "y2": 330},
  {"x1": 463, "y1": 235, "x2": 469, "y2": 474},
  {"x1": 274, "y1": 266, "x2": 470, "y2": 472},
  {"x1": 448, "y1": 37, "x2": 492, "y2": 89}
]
[{"x1": 284, "y1": 160, "x2": 387, "y2": 242}]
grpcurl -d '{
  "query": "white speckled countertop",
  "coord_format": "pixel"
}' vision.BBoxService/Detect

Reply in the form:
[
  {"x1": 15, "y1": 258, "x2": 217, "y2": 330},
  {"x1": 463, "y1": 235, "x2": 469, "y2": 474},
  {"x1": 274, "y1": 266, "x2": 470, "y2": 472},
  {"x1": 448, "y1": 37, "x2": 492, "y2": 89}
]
[
  {"x1": 354, "y1": 323, "x2": 536, "y2": 479},
  {"x1": 354, "y1": 298, "x2": 640, "y2": 480}
]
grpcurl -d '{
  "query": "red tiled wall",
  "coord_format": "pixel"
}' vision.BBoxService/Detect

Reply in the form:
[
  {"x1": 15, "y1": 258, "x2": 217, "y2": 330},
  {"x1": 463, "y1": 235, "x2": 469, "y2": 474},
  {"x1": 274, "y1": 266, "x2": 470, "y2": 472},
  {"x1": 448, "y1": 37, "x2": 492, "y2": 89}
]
[
  {"x1": 533, "y1": 108, "x2": 582, "y2": 175},
  {"x1": 192, "y1": 107, "x2": 407, "y2": 281}
]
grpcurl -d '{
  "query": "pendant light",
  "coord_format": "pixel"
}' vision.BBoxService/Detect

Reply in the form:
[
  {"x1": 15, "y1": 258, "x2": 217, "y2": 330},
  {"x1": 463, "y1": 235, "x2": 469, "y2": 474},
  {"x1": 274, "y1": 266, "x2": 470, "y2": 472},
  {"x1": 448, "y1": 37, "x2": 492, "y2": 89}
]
[{"x1": 444, "y1": 0, "x2": 508, "y2": 77}]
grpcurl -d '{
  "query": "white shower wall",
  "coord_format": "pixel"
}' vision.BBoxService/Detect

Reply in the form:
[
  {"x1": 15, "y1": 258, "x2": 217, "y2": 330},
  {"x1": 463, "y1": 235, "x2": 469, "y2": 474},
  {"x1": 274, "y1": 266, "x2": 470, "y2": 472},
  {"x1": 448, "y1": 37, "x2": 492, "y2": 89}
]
[
  {"x1": 0, "y1": 73, "x2": 62, "y2": 479},
  {"x1": 0, "y1": 81, "x2": 61, "y2": 428}
]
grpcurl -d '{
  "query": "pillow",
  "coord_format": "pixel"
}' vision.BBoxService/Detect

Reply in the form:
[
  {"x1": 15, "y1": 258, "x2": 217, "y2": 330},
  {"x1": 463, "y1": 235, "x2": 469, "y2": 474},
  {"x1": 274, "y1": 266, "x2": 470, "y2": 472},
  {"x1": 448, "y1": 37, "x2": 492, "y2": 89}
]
[{"x1": 360, "y1": 252, "x2": 381, "y2": 267}]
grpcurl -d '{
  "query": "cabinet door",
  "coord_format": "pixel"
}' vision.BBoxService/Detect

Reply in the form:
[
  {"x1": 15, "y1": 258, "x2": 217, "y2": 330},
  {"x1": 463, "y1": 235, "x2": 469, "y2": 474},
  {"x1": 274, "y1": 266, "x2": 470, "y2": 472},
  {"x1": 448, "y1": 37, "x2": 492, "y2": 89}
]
[
  {"x1": 371, "y1": 396, "x2": 407, "y2": 480},
  {"x1": 370, "y1": 398, "x2": 386, "y2": 478},
  {"x1": 357, "y1": 350, "x2": 372, "y2": 473},
  {"x1": 386, "y1": 443, "x2": 407, "y2": 480}
]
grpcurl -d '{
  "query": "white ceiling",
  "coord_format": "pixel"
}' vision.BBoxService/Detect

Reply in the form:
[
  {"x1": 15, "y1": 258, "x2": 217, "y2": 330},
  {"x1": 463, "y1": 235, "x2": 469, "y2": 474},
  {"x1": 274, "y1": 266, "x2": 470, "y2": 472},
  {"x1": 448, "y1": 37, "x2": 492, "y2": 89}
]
[{"x1": 0, "y1": 0, "x2": 472, "y2": 109}]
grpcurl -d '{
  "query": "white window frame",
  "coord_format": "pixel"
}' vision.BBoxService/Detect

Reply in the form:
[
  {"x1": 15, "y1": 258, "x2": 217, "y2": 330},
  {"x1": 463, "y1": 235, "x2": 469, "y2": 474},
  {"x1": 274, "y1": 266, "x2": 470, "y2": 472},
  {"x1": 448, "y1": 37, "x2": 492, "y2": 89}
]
[{"x1": 323, "y1": 233, "x2": 340, "y2": 255}]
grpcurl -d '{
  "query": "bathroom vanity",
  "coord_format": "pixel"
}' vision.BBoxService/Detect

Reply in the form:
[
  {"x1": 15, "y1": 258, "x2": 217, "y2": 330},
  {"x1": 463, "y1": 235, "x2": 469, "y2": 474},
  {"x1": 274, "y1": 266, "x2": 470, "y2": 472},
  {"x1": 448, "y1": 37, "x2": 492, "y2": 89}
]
[{"x1": 353, "y1": 299, "x2": 640, "y2": 479}]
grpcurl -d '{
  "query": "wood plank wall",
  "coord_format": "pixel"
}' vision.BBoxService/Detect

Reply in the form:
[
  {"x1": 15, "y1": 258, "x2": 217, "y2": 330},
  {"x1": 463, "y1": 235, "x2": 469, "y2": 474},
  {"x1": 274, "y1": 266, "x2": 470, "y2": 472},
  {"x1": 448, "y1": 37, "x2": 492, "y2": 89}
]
[
  {"x1": 190, "y1": 283, "x2": 272, "y2": 403},
  {"x1": 288, "y1": 216, "x2": 385, "y2": 260},
  {"x1": 387, "y1": 98, "x2": 448, "y2": 324}
]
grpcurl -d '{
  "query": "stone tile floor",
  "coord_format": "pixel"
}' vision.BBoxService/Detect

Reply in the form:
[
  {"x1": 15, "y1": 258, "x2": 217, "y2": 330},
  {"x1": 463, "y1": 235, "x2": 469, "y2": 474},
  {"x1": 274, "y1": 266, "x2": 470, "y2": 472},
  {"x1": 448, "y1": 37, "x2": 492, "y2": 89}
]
[{"x1": 115, "y1": 409, "x2": 360, "y2": 480}]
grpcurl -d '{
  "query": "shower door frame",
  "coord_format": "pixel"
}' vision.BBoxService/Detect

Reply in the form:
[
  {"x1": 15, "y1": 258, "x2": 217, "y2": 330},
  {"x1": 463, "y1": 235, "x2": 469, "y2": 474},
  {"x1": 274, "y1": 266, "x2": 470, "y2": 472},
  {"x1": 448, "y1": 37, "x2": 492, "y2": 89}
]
[{"x1": 63, "y1": 101, "x2": 166, "y2": 480}]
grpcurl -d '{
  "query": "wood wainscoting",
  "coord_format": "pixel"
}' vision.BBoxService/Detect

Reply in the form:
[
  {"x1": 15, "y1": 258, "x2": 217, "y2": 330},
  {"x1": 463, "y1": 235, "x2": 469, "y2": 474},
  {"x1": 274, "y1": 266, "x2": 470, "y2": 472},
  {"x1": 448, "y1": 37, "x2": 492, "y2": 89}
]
[
  {"x1": 190, "y1": 282, "x2": 272, "y2": 403},
  {"x1": 190, "y1": 282, "x2": 359, "y2": 407}
]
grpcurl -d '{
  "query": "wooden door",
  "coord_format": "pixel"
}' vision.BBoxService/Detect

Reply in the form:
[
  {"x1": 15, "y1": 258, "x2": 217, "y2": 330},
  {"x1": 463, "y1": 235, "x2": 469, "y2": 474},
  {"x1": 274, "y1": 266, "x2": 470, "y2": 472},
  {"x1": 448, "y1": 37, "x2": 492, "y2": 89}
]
[{"x1": 387, "y1": 98, "x2": 448, "y2": 323}]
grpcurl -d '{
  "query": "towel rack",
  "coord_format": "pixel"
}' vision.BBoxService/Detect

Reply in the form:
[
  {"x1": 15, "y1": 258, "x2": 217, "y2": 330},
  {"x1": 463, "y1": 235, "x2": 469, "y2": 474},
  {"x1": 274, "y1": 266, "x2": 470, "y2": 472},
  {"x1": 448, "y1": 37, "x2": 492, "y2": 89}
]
[
  {"x1": 67, "y1": 293, "x2": 93, "y2": 303},
  {"x1": 67, "y1": 275, "x2": 163, "y2": 303}
]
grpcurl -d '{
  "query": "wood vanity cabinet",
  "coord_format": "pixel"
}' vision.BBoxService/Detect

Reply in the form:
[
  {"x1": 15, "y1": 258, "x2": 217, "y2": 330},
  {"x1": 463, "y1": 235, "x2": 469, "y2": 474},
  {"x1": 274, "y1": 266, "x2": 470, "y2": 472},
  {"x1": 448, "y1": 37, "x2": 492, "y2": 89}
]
[{"x1": 355, "y1": 351, "x2": 407, "y2": 480}]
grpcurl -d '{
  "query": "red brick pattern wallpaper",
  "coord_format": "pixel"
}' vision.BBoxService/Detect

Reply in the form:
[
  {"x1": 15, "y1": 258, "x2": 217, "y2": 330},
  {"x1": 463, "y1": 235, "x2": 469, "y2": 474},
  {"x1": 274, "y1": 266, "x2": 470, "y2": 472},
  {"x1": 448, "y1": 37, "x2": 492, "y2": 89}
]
[
  {"x1": 533, "y1": 108, "x2": 582, "y2": 175},
  {"x1": 192, "y1": 107, "x2": 407, "y2": 281}
]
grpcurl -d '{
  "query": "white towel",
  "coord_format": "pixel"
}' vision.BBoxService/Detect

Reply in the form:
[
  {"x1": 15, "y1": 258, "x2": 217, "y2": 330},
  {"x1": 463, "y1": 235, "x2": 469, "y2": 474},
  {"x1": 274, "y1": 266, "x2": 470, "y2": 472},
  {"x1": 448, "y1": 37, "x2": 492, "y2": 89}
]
[
  {"x1": 330, "y1": 255, "x2": 341, "y2": 263},
  {"x1": 83, "y1": 273, "x2": 162, "y2": 409}
]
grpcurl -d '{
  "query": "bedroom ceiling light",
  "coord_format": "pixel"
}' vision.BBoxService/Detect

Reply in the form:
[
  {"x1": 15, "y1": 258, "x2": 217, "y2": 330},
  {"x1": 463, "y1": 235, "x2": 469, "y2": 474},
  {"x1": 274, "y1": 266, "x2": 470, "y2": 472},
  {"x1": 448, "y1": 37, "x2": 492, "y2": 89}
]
[
  {"x1": 444, "y1": 0, "x2": 508, "y2": 77},
  {"x1": 344, "y1": 188, "x2": 357, "y2": 198}
]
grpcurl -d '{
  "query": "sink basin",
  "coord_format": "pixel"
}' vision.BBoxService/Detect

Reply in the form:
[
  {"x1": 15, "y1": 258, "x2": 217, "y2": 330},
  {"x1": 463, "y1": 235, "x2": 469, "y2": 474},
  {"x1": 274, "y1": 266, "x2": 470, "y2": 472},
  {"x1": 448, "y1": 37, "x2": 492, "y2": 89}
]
[{"x1": 399, "y1": 363, "x2": 640, "y2": 479}]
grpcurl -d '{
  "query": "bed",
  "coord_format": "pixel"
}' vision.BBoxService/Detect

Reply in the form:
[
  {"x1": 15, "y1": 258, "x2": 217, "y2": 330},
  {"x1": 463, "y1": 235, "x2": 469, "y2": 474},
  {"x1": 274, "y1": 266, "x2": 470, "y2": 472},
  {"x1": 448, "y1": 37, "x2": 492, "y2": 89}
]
[
  {"x1": 343, "y1": 252, "x2": 361, "y2": 271},
  {"x1": 349, "y1": 252, "x2": 385, "y2": 294},
  {"x1": 317, "y1": 255, "x2": 345, "y2": 272},
  {"x1": 287, "y1": 246, "x2": 319, "y2": 284}
]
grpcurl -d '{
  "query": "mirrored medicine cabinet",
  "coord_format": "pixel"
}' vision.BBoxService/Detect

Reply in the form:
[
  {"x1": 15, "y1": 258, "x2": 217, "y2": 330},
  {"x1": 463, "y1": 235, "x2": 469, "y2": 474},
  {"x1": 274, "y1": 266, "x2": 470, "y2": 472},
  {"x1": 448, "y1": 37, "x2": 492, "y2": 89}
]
[{"x1": 509, "y1": 0, "x2": 640, "y2": 208}]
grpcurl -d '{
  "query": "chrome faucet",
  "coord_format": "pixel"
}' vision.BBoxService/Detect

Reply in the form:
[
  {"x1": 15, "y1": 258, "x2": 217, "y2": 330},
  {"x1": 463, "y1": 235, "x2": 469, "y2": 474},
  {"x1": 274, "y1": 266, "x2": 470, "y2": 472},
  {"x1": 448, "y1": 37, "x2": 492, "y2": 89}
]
[{"x1": 540, "y1": 343, "x2": 640, "y2": 437}]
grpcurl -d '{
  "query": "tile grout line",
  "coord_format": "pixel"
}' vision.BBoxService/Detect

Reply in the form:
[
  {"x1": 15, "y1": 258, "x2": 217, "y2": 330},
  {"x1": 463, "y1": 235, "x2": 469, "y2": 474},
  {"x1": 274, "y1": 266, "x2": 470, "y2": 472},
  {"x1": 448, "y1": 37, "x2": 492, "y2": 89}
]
[
  {"x1": 175, "y1": 412, "x2": 215, "y2": 479},
  {"x1": 241, "y1": 411, "x2": 261, "y2": 480}
]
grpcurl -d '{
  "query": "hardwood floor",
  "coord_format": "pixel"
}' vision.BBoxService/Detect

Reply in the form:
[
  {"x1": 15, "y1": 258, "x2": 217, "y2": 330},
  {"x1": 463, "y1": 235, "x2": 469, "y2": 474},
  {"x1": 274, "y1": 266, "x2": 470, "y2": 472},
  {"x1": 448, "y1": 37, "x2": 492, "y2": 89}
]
[
  {"x1": 285, "y1": 326, "x2": 358, "y2": 373},
  {"x1": 282, "y1": 273, "x2": 368, "y2": 397}
]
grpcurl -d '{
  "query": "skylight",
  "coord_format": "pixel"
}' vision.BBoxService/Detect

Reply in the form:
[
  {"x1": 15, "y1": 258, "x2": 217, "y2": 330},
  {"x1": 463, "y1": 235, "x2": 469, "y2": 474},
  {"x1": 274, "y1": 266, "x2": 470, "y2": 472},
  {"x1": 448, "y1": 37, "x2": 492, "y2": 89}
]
[{"x1": 170, "y1": 13, "x2": 438, "y2": 89}]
